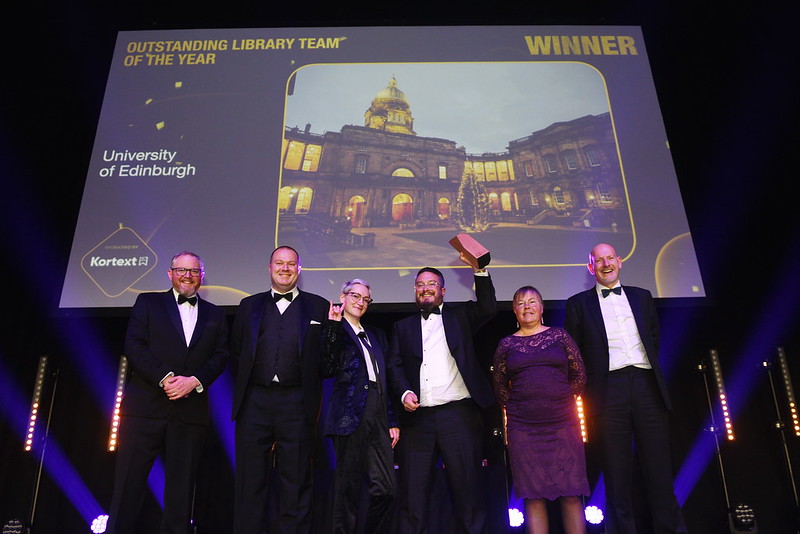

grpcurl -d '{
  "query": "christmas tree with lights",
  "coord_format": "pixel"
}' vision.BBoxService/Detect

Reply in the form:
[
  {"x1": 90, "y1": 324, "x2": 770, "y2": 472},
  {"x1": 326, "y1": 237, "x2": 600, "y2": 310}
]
[{"x1": 454, "y1": 169, "x2": 491, "y2": 232}]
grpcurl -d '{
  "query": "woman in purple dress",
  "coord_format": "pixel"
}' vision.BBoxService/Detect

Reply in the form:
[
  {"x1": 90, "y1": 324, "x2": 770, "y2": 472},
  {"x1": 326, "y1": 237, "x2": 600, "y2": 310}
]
[{"x1": 493, "y1": 286, "x2": 588, "y2": 534}]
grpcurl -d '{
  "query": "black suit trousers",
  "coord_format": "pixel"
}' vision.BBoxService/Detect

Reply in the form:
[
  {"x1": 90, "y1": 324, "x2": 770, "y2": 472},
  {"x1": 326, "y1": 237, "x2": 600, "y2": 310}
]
[
  {"x1": 398, "y1": 399, "x2": 486, "y2": 534},
  {"x1": 332, "y1": 384, "x2": 395, "y2": 534},
  {"x1": 597, "y1": 367, "x2": 685, "y2": 534},
  {"x1": 108, "y1": 415, "x2": 205, "y2": 534},
  {"x1": 234, "y1": 384, "x2": 313, "y2": 534}
]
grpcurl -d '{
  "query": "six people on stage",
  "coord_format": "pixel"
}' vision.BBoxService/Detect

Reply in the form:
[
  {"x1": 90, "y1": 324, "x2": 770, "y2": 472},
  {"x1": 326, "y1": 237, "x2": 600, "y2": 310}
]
[{"x1": 108, "y1": 242, "x2": 686, "y2": 534}]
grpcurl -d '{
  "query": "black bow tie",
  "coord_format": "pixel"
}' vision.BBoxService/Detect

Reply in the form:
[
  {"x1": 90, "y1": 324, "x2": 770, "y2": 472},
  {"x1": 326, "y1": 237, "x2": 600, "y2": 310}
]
[
  {"x1": 601, "y1": 287, "x2": 622, "y2": 298},
  {"x1": 273, "y1": 292, "x2": 293, "y2": 302},
  {"x1": 178, "y1": 295, "x2": 197, "y2": 306},
  {"x1": 420, "y1": 308, "x2": 441, "y2": 320}
]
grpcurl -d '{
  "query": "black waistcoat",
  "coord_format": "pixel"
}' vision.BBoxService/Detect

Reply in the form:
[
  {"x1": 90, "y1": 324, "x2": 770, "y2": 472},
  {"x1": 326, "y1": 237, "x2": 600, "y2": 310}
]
[{"x1": 251, "y1": 299, "x2": 302, "y2": 386}]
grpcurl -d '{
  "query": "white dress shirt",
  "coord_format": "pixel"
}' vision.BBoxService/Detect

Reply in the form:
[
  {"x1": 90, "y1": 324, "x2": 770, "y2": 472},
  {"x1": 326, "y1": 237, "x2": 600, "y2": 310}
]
[
  {"x1": 417, "y1": 305, "x2": 470, "y2": 407},
  {"x1": 596, "y1": 283, "x2": 652, "y2": 371},
  {"x1": 347, "y1": 318, "x2": 377, "y2": 382}
]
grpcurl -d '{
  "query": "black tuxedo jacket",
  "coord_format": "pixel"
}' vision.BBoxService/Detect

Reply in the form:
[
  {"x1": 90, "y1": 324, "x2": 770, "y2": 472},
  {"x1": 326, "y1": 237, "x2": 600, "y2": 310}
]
[
  {"x1": 321, "y1": 320, "x2": 398, "y2": 436},
  {"x1": 387, "y1": 274, "x2": 497, "y2": 424},
  {"x1": 230, "y1": 289, "x2": 329, "y2": 424},
  {"x1": 122, "y1": 290, "x2": 229, "y2": 425},
  {"x1": 563, "y1": 285, "x2": 671, "y2": 417}
]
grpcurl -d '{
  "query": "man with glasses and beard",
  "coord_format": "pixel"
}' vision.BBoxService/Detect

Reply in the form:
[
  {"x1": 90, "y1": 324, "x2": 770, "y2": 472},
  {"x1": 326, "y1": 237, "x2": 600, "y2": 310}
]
[
  {"x1": 387, "y1": 252, "x2": 497, "y2": 534},
  {"x1": 109, "y1": 251, "x2": 229, "y2": 534}
]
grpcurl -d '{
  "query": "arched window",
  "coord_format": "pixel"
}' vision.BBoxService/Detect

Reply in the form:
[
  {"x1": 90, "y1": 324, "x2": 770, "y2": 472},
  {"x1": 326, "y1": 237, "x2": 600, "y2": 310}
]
[
  {"x1": 488, "y1": 192, "x2": 500, "y2": 211},
  {"x1": 392, "y1": 168, "x2": 415, "y2": 177},
  {"x1": 278, "y1": 186, "x2": 292, "y2": 212},
  {"x1": 500, "y1": 192, "x2": 512, "y2": 212},
  {"x1": 348, "y1": 195, "x2": 366, "y2": 227},
  {"x1": 392, "y1": 193, "x2": 414, "y2": 221},
  {"x1": 295, "y1": 187, "x2": 313, "y2": 213},
  {"x1": 438, "y1": 197, "x2": 451, "y2": 219}
]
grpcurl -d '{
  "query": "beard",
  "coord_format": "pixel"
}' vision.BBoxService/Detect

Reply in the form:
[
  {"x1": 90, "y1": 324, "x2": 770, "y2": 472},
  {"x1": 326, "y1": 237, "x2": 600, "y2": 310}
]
[{"x1": 416, "y1": 293, "x2": 440, "y2": 311}]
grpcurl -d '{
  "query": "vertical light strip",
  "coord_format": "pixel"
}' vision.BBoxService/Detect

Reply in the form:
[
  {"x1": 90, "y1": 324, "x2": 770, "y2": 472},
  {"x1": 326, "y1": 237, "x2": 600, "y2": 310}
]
[
  {"x1": 25, "y1": 355, "x2": 48, "y2": 452},
  {"x1": 108, "y1": 355, "x2": 128, "y2": 452},
  {"x1": 776, "y1": 347, "x2": 800, "y2": 437},
  {"x1": 709, "y1": 349, "x2": 735, "y2": 441},
  {"x1": 576, "y1": 395, "x2": 588, "y2": 443}
]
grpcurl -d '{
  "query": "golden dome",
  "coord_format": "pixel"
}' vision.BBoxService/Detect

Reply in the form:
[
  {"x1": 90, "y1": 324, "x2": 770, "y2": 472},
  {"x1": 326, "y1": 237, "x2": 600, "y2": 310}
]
[
  {"x1": 373, "y1": 77, "x2": 409, "y2": 105},
  {"x1": 364, "y1": 77, "x2": 416, "y2": 136}
]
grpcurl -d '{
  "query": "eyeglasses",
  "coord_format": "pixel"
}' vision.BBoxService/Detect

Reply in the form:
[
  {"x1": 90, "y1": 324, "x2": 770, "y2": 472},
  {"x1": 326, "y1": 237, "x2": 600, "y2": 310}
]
[
  {"x1": 347, "y1": 292, "x2": 373, "y2": 304},
  {"x1": 513, "y1": 298, "x2": 541, "y2": 308},
  {"x1": 171, "y1": 267, "x2": 203, "y2": 276},
  {"x1": 414, "y1": 281, "x2": 441, "y2": 290}
]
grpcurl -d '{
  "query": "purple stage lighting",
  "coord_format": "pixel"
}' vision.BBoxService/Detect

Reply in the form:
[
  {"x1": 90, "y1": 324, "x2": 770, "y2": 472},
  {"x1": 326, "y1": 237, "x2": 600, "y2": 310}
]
[
  {"x1": 147, "y1": 457, "x2": 166, "y2": 509},
  {"x1": 25, "y1": 356, "x2": 49, "y2": 452},
  {"x1": 507, "y1": 507, "x2": 524, "y2": 528},
  {"x1": 587, "y1": 476, "x2": 605, "y2": 509},
  {"x1": 775, "y1": 347, "x2": 800, "y2": 436},
  {"x1": 208, "y1": 370, "x2": 235, "y2": 468},
  {"x1": 90, "y1": 514, "x2": 108, "y2": 533},
  {"x1": 585, "y1": 505, "x2": 604, "y2": 525},
  {"x1": 108, "y1": 356, "x2": 128, "y2": 451}
]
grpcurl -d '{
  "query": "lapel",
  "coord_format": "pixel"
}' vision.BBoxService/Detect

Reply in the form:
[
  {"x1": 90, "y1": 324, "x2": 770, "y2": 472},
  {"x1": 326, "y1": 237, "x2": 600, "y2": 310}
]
[
  {"x1": 440, "y1": 304, "x2": 461, "y2": 358},
  {"x1": 188, "y1": 296, "x2": 209, "y2": 348},
  {"x1": 586, "y1": 289, "x2": 609, "y2": 349},
  {"x1": 365, "y1": 326, "x2": 386, "y2": 374},
  {"x1": 163, "y1": 289, "x2": 205, "y2": 348},
  {"x1": 342, "y1": 319, "x2": 360, "y2": 349},
  {"x1": 366, "y1": 325, "x2": 388, "y2": 391},
  {"x1": 163, "y1": 290, "x2": 185, "y2": 343},
  {"x1": 409, "y1": 313, "x2": 424, "y2": 361},
  {"x1": 296, "y1": 291, "x2": 311, "y2": 352},
  {"x1": 247, "y1": 293, "x2": 269, "y2": 359},
  {"x1": 342, "y1": 320, "x2": 368, "y2": 376}
]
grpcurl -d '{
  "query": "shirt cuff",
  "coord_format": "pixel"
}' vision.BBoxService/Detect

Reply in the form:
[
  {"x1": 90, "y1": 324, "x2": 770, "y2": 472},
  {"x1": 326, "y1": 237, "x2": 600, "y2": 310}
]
[
  {"x1": 159, "y1": 371, "x2": 174, "y2": 388},
  {"x1": 192, "y1": 376, "x2": 204, "y2": 393}
]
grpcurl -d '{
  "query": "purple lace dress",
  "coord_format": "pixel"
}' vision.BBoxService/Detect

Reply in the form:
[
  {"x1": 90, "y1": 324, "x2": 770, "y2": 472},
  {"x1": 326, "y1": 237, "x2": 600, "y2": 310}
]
[{"x1": 493, "y1": 327, "x2": 589, "y2": 500}]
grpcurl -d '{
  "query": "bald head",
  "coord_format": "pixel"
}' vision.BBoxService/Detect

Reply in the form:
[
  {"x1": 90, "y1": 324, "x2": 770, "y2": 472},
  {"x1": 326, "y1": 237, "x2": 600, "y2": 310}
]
[{"x1": 587, "y1": 243, "x2": 622, "y2": 288}]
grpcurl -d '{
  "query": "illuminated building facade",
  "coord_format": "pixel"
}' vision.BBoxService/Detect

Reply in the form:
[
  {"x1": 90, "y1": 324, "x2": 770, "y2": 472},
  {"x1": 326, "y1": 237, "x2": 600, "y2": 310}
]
[{"x1": 279, "y1": 78, "x2": 627, "y2": 231}]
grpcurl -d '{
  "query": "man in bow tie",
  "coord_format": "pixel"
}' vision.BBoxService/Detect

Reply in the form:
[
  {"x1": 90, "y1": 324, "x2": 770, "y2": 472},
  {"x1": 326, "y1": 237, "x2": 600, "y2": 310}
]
[
  {"x1": 109, "y1": 251, "x2": 229, "y2": 534},
  {"x1": 231, "y1": 245, "x2": 330, "y2": 534},
  {"x1": 386, "y1": 252, "x2": 497, "y2": 533},
  {"x1": 564, "y1": 243, "x2": 686, "y2": 534}
]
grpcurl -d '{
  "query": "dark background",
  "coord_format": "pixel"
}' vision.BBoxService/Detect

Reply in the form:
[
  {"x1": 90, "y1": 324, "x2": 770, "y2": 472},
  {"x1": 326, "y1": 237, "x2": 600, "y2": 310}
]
[{"x1": 2, "y1": 1, "x2": 798, "y2": 533}]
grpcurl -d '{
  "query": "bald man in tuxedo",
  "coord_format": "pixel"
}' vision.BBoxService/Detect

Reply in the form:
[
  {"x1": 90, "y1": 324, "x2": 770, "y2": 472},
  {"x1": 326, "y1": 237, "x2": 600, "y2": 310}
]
[{"x1": 564, "y1": 243, "x2": 686, "y2": 534}]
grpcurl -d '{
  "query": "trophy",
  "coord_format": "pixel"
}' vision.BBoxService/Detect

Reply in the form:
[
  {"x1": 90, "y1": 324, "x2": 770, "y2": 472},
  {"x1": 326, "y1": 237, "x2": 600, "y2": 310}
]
[{"x1": 449, "y1": 233, "x2": 491, "y2": 269}]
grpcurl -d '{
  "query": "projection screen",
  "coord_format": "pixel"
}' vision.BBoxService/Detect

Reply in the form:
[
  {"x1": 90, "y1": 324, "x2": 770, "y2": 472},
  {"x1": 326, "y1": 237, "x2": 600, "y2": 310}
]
[{"x1": 59, "y1": 26, "x2": 705, "y2": 308}]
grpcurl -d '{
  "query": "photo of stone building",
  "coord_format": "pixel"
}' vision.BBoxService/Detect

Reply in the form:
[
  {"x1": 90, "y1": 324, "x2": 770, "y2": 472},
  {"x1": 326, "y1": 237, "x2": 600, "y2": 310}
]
[{"x1": 278, "y1": 72, "x2": 630, "y2": 269}]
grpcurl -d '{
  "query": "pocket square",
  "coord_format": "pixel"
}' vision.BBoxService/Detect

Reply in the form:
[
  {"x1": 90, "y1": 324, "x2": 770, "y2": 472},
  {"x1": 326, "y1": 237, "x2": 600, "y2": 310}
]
[{"x1": 310, "y1": 320, "x2": 321, "y2": 325}]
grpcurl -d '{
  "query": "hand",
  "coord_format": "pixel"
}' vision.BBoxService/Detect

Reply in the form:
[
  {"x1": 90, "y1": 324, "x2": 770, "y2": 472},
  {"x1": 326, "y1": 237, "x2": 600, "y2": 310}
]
[
  {"x1": 389, "y1": 427, "x2": 400, "y2": 449},
  {"x1": 163, "y1": 375, "x2": 199, "y2": 400},
  {"x1": 328, "y1": 301, "x2": 342, "y2": 321},
  {"x1": 402, "y1": 391, "x2": 420, "y2": 412},
  {"x1": 458, "y1": 251, "x2": 485, "y2": 273}
]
